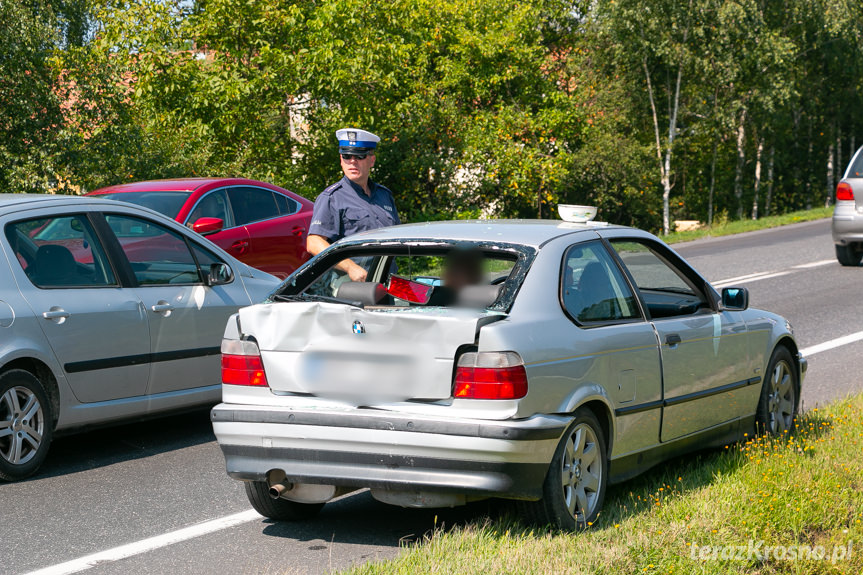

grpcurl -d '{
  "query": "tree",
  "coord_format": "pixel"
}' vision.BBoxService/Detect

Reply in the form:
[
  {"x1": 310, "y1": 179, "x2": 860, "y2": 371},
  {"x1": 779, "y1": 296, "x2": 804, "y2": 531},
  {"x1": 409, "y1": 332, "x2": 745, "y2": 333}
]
[{"x1": 0, "y1": 0, "x2": 62, "y2": 192}]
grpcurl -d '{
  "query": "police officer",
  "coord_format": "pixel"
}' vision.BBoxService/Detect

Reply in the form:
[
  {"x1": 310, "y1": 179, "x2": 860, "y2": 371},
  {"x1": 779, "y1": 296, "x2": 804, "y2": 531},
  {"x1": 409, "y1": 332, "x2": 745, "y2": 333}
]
[{"x1": 307, "y1": 128, "x2": 400, "y2": 282}]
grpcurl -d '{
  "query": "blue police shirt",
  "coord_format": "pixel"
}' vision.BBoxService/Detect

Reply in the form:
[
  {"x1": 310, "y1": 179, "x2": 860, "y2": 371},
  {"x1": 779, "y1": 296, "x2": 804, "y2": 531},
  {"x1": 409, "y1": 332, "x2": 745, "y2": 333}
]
[{"x1": 308, "y1": 176, "x2": 400, "y2": 242}]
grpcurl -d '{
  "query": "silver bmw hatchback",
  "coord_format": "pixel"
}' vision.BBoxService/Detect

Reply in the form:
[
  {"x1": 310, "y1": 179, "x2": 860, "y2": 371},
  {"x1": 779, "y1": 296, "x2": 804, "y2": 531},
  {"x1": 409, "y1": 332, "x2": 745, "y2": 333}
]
[
  {"x1": 212, "y1": 220, "x2": 806, "y2": 529},
  {"x1": 0, "y1": 194, "x2": 279, "y2": 481}
]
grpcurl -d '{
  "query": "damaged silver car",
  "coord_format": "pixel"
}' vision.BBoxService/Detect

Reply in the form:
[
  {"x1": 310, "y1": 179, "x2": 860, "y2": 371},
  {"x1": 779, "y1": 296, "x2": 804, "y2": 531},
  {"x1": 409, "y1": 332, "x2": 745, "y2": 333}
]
[{"x1": 211, "y1": 220, "x2": 806, "y2": 529}]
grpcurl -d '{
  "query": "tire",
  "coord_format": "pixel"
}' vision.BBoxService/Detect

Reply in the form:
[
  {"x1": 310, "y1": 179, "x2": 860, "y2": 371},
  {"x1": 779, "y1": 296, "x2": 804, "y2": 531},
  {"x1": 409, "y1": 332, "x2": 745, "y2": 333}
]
[
  {"x1": 756, "y1": 347, "x2": 799, "y2": 436},
  {"x1": 244, "y1": 481, "x2": 325, "y2": 521},
  {"x1": 518, "y1": 408, "x2": 608, "y2": 530},
  {"x1": 835, "y1": 244, "x2": 862, "y2": 266},
  {"x1": 0, "y1": 369, "x2": 54, "y2": 481}
]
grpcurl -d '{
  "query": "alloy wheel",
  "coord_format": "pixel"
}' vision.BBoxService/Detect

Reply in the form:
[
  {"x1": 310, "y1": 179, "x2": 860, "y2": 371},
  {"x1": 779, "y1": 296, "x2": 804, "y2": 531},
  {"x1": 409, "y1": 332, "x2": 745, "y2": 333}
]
[
  {"x1": 0, "y1": 386, "x2": 45, "y2": 466},
  {"x1": 560, "y1": 422, "x2": 602, "y2": 521}
]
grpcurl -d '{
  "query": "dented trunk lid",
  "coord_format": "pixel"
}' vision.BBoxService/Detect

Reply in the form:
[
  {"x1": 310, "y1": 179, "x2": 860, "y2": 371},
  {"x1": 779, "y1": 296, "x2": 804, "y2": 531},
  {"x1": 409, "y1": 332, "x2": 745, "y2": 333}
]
[{"x1": 238, "y1": 302, "x2": 506, "y2": 402}]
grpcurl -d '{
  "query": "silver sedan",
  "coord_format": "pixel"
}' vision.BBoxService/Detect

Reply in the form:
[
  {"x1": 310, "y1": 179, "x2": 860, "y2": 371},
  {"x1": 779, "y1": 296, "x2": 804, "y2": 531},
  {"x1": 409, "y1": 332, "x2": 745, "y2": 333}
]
[
  {"x1": 0, "y1": 195, "x2": 279, "y2": 481},
  {"x1": 832, "y1": 145, "x2": 863, "y2": 265},
  {"x1": 212, "y1": 220, "x2": 805, "y2": 529}
]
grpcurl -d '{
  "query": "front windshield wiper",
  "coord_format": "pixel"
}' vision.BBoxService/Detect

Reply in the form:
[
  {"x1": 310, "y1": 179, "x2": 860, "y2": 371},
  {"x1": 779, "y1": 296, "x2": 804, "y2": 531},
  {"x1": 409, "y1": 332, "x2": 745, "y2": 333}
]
[{"x1": 273, "y1": 293, "x2": 364, "y2": 308}]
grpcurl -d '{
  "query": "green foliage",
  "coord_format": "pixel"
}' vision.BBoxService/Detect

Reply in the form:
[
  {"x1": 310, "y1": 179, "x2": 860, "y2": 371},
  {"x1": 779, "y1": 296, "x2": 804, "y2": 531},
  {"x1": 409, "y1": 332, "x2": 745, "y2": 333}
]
[{"x1": 0, "y1": 0, "x2": 62, "y2": 192}]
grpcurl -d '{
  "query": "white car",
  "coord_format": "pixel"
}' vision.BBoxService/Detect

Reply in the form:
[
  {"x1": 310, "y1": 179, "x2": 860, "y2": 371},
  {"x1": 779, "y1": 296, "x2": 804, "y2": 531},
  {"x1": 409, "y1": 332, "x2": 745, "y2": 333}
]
[{"x1": 212, "y1": 220, "x2": 805, "y2": 529}]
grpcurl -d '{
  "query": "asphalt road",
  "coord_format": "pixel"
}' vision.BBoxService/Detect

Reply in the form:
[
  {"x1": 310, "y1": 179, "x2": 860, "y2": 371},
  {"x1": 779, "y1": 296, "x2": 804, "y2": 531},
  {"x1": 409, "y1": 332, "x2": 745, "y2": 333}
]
[{"x1": 3, "y1": 217, "x2": 860, "y2": 575}]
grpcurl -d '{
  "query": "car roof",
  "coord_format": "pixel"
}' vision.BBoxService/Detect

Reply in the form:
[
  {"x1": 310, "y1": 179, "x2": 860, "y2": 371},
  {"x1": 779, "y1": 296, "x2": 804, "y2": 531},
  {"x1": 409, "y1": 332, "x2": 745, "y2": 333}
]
[
  {"x1": 0, "y1": 194, "x2": 184, "y2": 221},
  {"x1": 0, "y1": 194, "x2": 113, "y2": 209},
  {"x1": 88, "y1": 178, "x2": 276, "y2": 194},
  {"x1": 344, "y1": 219, "x2": 630, "y2": 248}
]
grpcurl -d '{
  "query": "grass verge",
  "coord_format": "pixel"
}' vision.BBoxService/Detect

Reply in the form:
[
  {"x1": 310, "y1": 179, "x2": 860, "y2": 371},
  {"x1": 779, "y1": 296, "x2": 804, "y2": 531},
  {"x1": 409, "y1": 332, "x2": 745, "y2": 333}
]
[
  {"x1": 346, "y1": 395, "x2": 863, "y2": 574},
  {"x1": 663, "y1": 206, "x2": 833, "y2": 244}
]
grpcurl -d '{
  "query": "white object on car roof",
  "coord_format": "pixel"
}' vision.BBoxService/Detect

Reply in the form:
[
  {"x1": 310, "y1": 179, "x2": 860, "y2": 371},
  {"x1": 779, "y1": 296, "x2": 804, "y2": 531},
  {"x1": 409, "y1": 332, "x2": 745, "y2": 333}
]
[{"x1": 557, "y1": 204, "x2": 597, "y2": 223}]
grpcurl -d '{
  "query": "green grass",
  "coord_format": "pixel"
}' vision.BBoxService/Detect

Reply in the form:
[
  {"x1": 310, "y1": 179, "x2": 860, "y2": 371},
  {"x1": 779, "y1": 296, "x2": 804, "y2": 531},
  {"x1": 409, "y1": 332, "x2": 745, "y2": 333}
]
[
  {"x1": 346, "y1": 395, "x2": 863, "y2": 574},
  {"x1": 663, "y1": 206, "x2": 834, "y2": 244}
]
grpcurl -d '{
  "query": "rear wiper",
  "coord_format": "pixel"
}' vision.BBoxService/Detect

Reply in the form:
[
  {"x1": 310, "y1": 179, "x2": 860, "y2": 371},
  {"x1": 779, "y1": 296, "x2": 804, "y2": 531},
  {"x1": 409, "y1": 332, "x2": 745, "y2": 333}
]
[{"x1": 273, "y1": 293, "x2": 364, "y2": 308}]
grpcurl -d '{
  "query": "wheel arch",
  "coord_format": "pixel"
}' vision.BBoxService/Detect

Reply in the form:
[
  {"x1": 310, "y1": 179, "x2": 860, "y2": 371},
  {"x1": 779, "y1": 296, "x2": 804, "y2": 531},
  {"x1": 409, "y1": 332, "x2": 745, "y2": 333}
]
[
  {"x1": 1, "y1": 357, "x2": 61, "y2": 427},
  {"x1": 557, "y1": 383, "x2": 616, "y2": 454},
  {"x1": 576, "y1": 399, "x2": 614, "y2": 458},
  {"x1": 773, "y1": 336, "x2": 802, "y2": 394}
]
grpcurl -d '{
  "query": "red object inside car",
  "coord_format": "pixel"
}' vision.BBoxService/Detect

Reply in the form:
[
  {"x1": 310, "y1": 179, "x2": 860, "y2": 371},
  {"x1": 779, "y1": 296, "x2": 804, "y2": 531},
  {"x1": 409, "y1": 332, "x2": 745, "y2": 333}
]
[{"x1": 385, "y1": 275, "x2": 434, "y2": 304}]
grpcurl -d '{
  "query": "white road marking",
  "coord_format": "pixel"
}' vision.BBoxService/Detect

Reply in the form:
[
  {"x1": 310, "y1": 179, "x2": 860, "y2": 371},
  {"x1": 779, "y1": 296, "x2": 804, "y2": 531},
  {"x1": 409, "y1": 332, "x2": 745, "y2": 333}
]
[
  {"x1": 24, "y1": 510, "x2": 262, "y2": 575},
  {"x1": 792, "y1": 258, "x2": 835, "y2": 269},
  {"x1": 711, "y1": 270, "x2": 774, "y2": 284},
  {"x1": 712, "y1": 258, "x2": 835, "y2": 288},
  {"x1": 713, "y1": 270, "x2": 791, "y2": 288},
  {"x1": 800, "y1": 331, "x2": 863, "y2": 357}
]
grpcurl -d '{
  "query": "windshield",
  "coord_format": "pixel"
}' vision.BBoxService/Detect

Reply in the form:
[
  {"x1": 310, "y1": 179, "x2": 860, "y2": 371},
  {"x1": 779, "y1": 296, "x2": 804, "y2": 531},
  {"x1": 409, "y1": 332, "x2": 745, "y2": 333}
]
[
  {"x1": 279, "y1": 241, "x2": 533, "y2": 312},
  {"x1": 98, "y1": 192, "x2": 192, "y2": 219}
]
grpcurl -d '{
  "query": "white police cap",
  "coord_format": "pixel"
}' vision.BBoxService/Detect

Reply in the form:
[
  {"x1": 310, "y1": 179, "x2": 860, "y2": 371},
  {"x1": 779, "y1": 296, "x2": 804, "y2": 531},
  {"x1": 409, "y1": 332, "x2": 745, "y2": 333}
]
[{"x1": 336, "y1": 128, "x2": 379, "y2": 153}]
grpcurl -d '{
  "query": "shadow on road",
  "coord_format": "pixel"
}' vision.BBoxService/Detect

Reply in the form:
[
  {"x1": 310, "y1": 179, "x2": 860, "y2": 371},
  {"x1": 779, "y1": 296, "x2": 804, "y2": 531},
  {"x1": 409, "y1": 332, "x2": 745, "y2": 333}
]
[
  {"x1": 30, "y1": 407, "x2": 215, "y2": 481},
  {"x1": 259, "y1": 489, "x2": 507, "y2": 549}
]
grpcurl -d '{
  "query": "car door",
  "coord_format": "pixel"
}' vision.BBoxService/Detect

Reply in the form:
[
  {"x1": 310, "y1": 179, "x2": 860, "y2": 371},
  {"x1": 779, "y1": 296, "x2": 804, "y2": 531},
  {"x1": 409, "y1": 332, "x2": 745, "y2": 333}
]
[
  {"x1": 3, "y1": 212, "x2": 150, "y2": 402},
  {"x1": 227, "y1": 186, "x2": 306, "y2": 278},
  {"x1": 606, "y1": 237, "x2": 753, "y2": 442},
  {"x1": 555, "y1": 240, "x2": 663, "y2": 458},
  {"x1": 184, "y1": 188, "x2": 252, "y2": 264},
  {"x1": 103, "y1": 213, "x2": 251, "y2": 396}
]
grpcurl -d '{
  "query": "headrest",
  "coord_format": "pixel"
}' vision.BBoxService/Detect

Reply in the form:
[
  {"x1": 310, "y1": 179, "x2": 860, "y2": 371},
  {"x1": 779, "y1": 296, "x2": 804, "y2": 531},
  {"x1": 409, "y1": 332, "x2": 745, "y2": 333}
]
[
  {"x1": 456, "y1": 284, "x2": 502, "y2": 308},
  {"x1": 336, "y1": 282, "x2": 387, "y2": 305}
]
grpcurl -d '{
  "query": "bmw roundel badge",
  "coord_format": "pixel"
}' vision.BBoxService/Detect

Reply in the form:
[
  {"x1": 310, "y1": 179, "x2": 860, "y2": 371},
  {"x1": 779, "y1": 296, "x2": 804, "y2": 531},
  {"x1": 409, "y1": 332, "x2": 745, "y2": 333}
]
[{"x1": 352, "y1": 320, "x2": 365, "y2": 335}]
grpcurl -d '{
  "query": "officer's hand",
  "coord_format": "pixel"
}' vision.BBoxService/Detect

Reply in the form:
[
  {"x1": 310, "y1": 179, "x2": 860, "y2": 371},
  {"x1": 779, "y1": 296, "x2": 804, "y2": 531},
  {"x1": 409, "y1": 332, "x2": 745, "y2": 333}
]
[{"x1": 348, "y1": 265, "x2": 368, "y2": 282}]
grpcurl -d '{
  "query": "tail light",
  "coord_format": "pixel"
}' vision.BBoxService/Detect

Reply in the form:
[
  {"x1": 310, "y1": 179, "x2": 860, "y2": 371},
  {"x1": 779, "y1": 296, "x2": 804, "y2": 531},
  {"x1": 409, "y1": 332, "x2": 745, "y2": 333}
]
[
  {"x1": 221, "y1": 339, "x2": 269, "y2": 387},
  {"x1": 453, "y1": 351, "x2": 528, "y2": 400},
  {"x1": 837, "y1": 182, "x2": 854, "y2": 201}
]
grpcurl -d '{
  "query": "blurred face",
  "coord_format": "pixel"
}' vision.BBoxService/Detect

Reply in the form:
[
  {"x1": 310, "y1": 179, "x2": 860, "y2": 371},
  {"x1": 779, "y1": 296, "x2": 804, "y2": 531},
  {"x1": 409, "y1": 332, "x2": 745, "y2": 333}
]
[{"x1": 340, "y1": 152, "x2": 376, "y2": 184}]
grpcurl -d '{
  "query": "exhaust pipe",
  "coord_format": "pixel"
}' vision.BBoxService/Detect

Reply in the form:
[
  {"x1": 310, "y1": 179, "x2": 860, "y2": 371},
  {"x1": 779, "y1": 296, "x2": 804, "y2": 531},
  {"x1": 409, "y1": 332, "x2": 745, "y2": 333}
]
[{"x1": 268, "y1": 481, "x2": 293, "y2": 499}]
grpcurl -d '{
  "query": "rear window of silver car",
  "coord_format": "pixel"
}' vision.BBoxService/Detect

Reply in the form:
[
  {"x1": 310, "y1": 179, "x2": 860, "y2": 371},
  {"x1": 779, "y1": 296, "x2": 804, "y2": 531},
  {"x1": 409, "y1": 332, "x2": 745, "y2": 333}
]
[{"x1": 279, "y1": 243, "x2": 531, "y2": 311}]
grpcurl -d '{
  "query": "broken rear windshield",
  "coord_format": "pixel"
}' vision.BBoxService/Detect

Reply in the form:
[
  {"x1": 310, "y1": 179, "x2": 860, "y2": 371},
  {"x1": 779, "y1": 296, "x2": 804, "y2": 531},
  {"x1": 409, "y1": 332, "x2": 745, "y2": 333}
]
[{"x1": 276, "y1": 241, "x2": 535, "y2": 312}]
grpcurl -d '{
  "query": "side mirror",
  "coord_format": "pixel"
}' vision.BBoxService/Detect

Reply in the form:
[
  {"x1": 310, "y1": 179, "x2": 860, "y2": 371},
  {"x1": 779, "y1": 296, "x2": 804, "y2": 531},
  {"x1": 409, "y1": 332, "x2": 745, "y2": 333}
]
[
  {"x1": 721, "y1": 287, "x2": 749, "y2": 311},
  {"x1": 192, "y1": 217, "x2": 224, "y2": 235},
  {"x1": 207, "y1": 262, "x2": 233, "y2": 286}
]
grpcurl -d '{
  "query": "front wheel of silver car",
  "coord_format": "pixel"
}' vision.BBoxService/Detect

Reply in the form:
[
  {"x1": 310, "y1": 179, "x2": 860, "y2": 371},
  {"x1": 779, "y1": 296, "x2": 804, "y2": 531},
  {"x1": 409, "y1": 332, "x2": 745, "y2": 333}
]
[
  {"x1": 518, "y1": 407, "x2": 608, "y2": 530},
  {"x1": 0, "y1": 369, "x2": 54, "y2": 482},
  {"x1": 244, "y1": 481, "x2": 325, "y2": 521},
  {"x1": 756, "y1": 347, "x2": 799, "y2": 436}
]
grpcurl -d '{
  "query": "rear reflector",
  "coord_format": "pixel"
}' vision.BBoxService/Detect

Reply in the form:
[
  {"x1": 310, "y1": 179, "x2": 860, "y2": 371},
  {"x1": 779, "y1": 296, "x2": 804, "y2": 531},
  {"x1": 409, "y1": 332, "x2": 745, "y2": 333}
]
[
  {"x1": 837, "y1": 182, "x2": 854, "y2": 201},
  {"x1": 221, "y1": 338, "x2": 269, "y2": 387},
  {"x1": 453, "y1": 351, "x2": 528, "y2": 400},
  {"x1": 386, "y1": 274, "x2": 433, "y2": 304}
]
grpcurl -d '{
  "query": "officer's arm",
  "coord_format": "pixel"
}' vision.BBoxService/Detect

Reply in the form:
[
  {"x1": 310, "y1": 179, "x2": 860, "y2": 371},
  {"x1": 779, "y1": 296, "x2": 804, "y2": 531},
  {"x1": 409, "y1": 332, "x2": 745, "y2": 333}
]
[
  {"x1": 306, "y1": 234, "x2": 331, "y2": 257},
  {"x1": 306, "y1": 234, "x2": 367, "y2": 282}
]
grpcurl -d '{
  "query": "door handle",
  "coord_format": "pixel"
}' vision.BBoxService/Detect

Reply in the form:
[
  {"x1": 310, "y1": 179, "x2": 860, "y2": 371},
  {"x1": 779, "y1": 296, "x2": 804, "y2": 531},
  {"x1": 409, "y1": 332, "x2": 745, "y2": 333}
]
[
  {"x1": 42, "y1": 308, "x2": 70, "y2": 323},
  {"x1": 665, "y1": 333, "x2": 682, "y2": 346},
  {"x1": 231, "y1": 240, "x2": 249, "y2": 254},
  {"x1": 150, "y1": 301, "x2": 174, "y2": 315},
  {"x1": 291, "y1": 226, "x2": 306, "y2": 237}
]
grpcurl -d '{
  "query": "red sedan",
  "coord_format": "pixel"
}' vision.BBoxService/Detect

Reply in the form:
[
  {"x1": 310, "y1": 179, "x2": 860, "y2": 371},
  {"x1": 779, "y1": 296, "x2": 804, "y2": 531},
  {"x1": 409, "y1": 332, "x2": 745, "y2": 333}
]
[{"x1": 88, "y1": 178, "x2": 313, "y2": 279}]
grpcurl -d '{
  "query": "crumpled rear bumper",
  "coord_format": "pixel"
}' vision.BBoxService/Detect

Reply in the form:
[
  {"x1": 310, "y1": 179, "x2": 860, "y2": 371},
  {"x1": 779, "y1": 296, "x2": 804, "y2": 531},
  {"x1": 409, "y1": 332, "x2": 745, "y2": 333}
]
[{"x1": 211, "y1": 404, "x2": 568, "y2": 501}]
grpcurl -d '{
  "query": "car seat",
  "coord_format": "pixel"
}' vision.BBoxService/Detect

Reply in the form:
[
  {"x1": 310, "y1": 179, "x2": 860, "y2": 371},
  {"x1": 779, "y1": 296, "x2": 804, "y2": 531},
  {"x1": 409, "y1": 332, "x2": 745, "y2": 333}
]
[
  {"x1": 30, "y1": 245, "x2": 79, "y2": 286},
  {"x1": 577, "y1": 261, "x2": 619, "y2": 321}
]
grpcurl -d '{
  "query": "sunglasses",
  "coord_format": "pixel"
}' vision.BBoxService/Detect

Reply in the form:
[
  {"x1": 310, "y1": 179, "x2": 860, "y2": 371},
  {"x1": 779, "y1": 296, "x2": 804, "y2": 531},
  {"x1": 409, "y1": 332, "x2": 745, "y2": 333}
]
[{"x1": 341, "y1": 153, "x2": 370, "y2": 161}]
